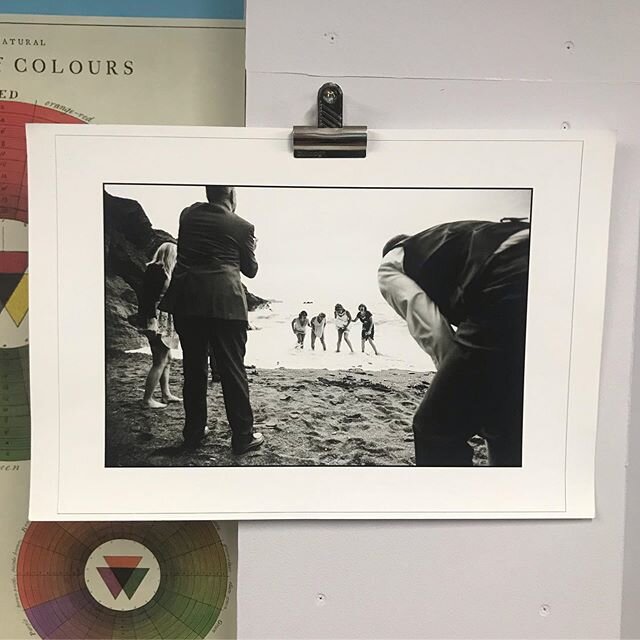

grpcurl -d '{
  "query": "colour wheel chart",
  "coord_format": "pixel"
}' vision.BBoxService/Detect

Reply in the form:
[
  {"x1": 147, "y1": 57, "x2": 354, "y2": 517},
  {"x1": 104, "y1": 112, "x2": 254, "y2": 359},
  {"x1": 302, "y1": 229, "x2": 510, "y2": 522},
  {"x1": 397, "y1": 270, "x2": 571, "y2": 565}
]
[
  {"x1": 16, "y1": 521, "x2": 230, "y2": 639},
  {"x1": 0, "y1": 100, "x2": 83, "y2": 461}
]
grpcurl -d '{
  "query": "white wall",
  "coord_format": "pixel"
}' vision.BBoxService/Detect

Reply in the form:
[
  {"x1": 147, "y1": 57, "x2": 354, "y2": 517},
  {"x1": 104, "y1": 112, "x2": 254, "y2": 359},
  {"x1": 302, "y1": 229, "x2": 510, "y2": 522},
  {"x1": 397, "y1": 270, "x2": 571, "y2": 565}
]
[{"x1": 240, "y1": 2, "x2": 640, "y2": 637}]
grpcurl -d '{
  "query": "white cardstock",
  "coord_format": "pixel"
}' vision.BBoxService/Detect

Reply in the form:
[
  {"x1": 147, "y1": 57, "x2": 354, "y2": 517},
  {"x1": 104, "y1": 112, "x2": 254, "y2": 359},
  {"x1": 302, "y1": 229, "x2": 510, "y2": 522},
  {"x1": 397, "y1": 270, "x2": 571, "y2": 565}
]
[{"x1": 26, "y1": 125, "x2": 614, "y2": 520}]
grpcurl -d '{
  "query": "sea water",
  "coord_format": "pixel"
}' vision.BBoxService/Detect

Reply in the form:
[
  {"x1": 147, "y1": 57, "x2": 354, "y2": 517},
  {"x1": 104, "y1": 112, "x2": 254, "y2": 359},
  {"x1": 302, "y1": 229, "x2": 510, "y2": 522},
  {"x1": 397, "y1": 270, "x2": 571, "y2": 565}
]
[
  {"x1": 129, "y1": 299, "x2": 436, "y2": 373},
  {"x1": 245, "y1": 299, "x2": 434, "y2": 372}
]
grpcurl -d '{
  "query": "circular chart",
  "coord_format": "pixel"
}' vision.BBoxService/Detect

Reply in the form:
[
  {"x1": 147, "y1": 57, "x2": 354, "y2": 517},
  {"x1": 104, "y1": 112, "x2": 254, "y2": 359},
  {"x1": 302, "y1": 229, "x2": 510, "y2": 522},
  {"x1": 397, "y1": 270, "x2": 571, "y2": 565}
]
[
  {"x1": 0, "y1": 100, "x2": 83, "y2": 461},
  {"x1": 16, "y1": 521, "x2": 229, "y2": 639}
]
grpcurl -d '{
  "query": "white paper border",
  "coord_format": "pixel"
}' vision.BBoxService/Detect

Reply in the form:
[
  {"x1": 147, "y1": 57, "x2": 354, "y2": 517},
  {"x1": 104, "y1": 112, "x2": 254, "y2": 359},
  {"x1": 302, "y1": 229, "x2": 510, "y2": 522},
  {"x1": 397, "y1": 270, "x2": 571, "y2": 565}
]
[{"x1": 26, "y1": 126, "x2": 615, "y2": 519}]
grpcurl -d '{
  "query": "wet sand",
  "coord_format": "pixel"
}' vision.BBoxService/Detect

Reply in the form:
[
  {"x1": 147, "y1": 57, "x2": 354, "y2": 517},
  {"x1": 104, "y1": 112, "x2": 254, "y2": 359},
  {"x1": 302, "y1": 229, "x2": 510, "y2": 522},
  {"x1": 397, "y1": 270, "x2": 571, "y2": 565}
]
[{"x1": 105, "y1": 352, "x2": 488, "y2": 467}]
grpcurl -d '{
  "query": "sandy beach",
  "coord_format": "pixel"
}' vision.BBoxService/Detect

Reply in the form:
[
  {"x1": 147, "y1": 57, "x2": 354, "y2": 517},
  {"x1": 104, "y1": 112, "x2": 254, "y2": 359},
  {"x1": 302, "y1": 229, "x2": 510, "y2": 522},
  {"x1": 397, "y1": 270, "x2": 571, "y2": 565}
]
[{"x1": 106, "y1": 352, "x2": 488, "y2": 467}]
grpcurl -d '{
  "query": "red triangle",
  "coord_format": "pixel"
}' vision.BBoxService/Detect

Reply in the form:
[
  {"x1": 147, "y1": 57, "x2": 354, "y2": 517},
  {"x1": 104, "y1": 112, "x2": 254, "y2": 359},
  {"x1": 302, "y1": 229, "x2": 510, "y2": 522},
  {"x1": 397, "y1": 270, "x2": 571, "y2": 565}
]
[{"x1": 103, "y1": 555, "x2": 142, "y2": 569}]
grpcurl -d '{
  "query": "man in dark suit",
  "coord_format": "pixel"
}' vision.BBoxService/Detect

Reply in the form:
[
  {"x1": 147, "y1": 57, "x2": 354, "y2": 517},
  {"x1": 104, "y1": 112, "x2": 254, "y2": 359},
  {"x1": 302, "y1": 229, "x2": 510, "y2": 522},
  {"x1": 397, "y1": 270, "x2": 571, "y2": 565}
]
[
  {"x1": 159, "y1": 186, "x2": 264, "y2": 455},
  {"x1": 378, "y1": 219, "x2": 529, "y2": 467}
]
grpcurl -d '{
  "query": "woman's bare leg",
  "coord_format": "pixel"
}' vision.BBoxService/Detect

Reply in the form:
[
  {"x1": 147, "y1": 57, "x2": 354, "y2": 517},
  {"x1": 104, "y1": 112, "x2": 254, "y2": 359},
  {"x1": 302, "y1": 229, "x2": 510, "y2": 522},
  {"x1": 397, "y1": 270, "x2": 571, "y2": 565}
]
[
  {"x1": 336, "y1": 331, "x2": 343, "y2": 352},
  {"x1": 143, "y1": 342, "x2": 169, "y2": 408},
  {"x1": 368, "y1": 338, "x2": 379, "y2": 355},
  {"x1": 343, "y1": 333, "x2": 354, "y2": 353},
  {"x1": 160, "y1": 351, "x2": 181, "y2": 402}
]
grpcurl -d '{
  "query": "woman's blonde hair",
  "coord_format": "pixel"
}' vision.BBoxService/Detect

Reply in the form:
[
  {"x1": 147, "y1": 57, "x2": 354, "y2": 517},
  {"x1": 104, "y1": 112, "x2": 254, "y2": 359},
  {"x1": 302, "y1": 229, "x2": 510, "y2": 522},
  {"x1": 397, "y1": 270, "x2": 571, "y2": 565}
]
[{"x1": 148, "y1": 242, "x2": 177, "y2": 276}]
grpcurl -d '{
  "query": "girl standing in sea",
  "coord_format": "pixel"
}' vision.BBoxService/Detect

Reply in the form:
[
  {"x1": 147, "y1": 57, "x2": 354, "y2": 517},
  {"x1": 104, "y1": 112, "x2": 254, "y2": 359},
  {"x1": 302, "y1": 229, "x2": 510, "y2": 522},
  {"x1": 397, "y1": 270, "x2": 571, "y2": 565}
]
[
  {"x1": 334, "y1": 303, "x2": 354, "y2": 353},
  {"x1": 354, "y1": 303, "x2": 379, "y2": 355}
]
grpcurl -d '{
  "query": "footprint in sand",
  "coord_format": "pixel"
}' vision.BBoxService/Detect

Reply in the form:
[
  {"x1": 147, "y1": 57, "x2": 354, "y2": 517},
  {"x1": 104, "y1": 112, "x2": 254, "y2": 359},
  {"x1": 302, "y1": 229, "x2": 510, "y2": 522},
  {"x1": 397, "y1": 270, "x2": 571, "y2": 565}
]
[{"x1": 374, "y1": 404, "x2": 392, "y2": 415}]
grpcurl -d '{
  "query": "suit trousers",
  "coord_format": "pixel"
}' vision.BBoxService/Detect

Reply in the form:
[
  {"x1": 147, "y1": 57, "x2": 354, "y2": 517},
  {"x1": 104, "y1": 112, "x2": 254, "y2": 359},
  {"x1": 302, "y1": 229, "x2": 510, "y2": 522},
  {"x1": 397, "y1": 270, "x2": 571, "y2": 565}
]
[
  {"x1": 174, "y1": 315, "x2": 254, "y2": 449},
  {"x1": 412, "y1": 340, "x2": 524, "y2": 467}
]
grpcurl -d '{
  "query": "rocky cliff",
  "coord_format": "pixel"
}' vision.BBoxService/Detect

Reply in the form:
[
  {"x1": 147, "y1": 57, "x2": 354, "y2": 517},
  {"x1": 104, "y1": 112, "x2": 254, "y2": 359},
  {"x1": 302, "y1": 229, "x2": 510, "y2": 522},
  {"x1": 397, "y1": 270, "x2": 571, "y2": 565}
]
[{"x1": 104, "y1": 191, "x2": 269, "y2": 352}]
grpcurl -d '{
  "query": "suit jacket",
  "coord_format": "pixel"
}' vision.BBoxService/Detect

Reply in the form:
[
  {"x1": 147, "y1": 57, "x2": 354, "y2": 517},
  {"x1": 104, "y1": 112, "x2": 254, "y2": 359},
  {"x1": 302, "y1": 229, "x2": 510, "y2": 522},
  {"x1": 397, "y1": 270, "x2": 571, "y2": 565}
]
[
  {"x1": 402, "y1": 219, "x2": 529, "y2": 349},
  {"x1": 159, "y1": 201, "x2": 258, "y2": 321}
]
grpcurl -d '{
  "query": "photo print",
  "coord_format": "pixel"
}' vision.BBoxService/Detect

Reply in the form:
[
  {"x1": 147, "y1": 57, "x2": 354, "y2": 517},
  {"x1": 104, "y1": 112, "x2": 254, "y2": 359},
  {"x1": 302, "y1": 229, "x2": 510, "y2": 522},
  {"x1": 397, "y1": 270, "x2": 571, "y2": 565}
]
[{"x1": 104, "y1": 184, "x2": 531, "y2": 469}]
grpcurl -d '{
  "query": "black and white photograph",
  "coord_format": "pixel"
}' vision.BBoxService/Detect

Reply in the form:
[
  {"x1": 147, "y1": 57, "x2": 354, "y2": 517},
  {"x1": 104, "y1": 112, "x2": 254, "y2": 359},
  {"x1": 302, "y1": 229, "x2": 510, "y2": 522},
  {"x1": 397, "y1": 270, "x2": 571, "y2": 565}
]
[
  {"x1": 28, "y1": 126, "x2": 611, "y2": 519},
  {"x1": 104, "y1": 184, "x2": 531, "y2": 468}
]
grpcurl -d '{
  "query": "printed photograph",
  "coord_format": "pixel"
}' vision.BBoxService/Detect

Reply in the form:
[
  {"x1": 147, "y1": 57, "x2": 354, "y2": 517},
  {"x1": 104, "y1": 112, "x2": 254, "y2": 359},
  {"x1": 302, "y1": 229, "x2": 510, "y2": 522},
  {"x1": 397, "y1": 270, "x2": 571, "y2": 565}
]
[{"x1": 103, "y1": 185, "x2": 531, "y2": 468}]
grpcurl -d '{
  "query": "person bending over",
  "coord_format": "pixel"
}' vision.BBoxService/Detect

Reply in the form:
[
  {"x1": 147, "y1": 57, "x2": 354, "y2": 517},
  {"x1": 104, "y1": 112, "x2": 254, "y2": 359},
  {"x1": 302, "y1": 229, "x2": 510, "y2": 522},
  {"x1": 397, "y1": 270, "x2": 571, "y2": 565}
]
[
  {"x1": 378, "y1": 219, "x2": 529, "y2": 467},
  {"x1": 292, "y1": 310, "x2": 310, "y2": 348},
  {"x1": 310, "y1": 312, "x2": 327, "y2": 351}
]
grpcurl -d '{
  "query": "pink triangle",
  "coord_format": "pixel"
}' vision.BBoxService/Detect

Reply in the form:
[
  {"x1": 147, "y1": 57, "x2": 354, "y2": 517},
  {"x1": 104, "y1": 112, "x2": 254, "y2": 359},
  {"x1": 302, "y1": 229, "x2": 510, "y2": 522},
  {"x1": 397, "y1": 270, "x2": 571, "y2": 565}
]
[{"x1": 97, "y1": 566, "x2": 123, "y2": 599}]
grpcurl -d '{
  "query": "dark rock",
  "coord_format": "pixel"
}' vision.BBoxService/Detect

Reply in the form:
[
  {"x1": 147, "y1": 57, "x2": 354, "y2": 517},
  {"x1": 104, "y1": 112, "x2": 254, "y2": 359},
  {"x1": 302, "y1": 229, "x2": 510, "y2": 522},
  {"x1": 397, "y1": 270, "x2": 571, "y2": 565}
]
[
  {"x1": 104, "y1": 191, "x2": 270, "y2": 351},
  {"x1": 104, "y1": 192, "x2": 173, "y2": 297},
  {"x1": 243, "y1": 284, "x2": 270, "y2": 312},
  {"x1": 105, "y1": 275, "x2": 143, "y2": 352}
]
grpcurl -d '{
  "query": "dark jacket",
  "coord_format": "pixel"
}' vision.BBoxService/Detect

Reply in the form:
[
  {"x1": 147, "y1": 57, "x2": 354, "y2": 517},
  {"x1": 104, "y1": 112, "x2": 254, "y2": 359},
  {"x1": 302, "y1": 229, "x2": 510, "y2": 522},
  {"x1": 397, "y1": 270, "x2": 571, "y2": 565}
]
[
  {"x1": 139, "y1": 263, "x2": 168, "y2": 322},
  {"x1": 402, "y1": 219, "x2": 530, "y2": 349},
  {"x1": 159, "y1": 201, "x2": 258, "y2": 321}
]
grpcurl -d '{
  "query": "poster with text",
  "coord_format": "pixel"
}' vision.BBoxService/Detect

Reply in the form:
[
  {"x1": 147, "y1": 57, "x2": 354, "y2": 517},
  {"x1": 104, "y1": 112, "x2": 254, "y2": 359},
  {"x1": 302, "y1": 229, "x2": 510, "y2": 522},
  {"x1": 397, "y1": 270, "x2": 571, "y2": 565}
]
[{"x1": 0, "y1": 12, "x2": 244, "y2": 639}]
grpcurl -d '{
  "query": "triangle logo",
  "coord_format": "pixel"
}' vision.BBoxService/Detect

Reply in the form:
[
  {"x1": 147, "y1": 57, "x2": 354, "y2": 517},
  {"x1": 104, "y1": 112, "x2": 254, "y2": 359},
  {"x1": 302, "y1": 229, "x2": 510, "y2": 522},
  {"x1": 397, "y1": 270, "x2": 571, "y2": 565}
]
[{"x1": 97, "y1": 555, "x2": 149, "y2": 600}]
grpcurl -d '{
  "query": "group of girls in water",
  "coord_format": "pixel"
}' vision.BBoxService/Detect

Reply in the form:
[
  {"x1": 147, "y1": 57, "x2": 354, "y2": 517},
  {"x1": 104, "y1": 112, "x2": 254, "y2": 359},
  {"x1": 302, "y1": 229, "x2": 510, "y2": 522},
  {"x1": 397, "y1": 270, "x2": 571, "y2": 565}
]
[{"x1": 291, "y1": 303, "x2": 379, "y2": 355}]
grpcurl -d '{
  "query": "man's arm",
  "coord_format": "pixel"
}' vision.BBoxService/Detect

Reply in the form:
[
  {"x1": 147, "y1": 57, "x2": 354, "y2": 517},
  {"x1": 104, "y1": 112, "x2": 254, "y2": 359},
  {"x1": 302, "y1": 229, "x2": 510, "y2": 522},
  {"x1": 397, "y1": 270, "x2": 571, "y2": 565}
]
[
  {"x1": 240, "y1": 224, "x2": 258, "y2": 278},
  {"x1": 377, "y1": 246, "x2": 455, "y2": 368}
]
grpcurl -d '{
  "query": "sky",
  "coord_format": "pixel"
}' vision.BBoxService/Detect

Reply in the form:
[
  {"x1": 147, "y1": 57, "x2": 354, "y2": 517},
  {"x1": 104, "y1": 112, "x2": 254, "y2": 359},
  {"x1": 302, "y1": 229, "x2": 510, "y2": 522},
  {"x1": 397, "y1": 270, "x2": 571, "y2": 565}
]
[{"x1": 105, "y1": 184, "x2": 531, "y2": 305}]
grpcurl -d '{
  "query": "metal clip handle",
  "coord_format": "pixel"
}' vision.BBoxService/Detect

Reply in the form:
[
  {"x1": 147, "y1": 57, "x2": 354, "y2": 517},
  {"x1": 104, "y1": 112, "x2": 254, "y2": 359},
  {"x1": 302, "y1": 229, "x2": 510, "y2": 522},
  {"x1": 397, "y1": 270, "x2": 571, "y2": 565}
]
[{"x1": 293, "y1": 83, "x2": 367, "y2": 158}]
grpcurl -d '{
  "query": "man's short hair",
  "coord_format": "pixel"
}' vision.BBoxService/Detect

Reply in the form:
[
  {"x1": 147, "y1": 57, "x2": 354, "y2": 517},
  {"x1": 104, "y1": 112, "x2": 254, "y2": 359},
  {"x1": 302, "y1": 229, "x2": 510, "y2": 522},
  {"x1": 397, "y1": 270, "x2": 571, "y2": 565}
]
[
  {"x1": 205, "y1": 185, "x2": 234, "y2": 203},
  {"x1": 382, "y1": 234, "x2": 410, "y2": 257}
]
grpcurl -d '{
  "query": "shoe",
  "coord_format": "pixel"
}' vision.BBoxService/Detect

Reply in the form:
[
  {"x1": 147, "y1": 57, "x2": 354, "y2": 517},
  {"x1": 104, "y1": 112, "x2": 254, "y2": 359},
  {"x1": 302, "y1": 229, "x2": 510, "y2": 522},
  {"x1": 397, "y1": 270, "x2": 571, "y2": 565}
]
[{"x1": 232, "y1": 432, "x2": 264, "y2": 456}]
